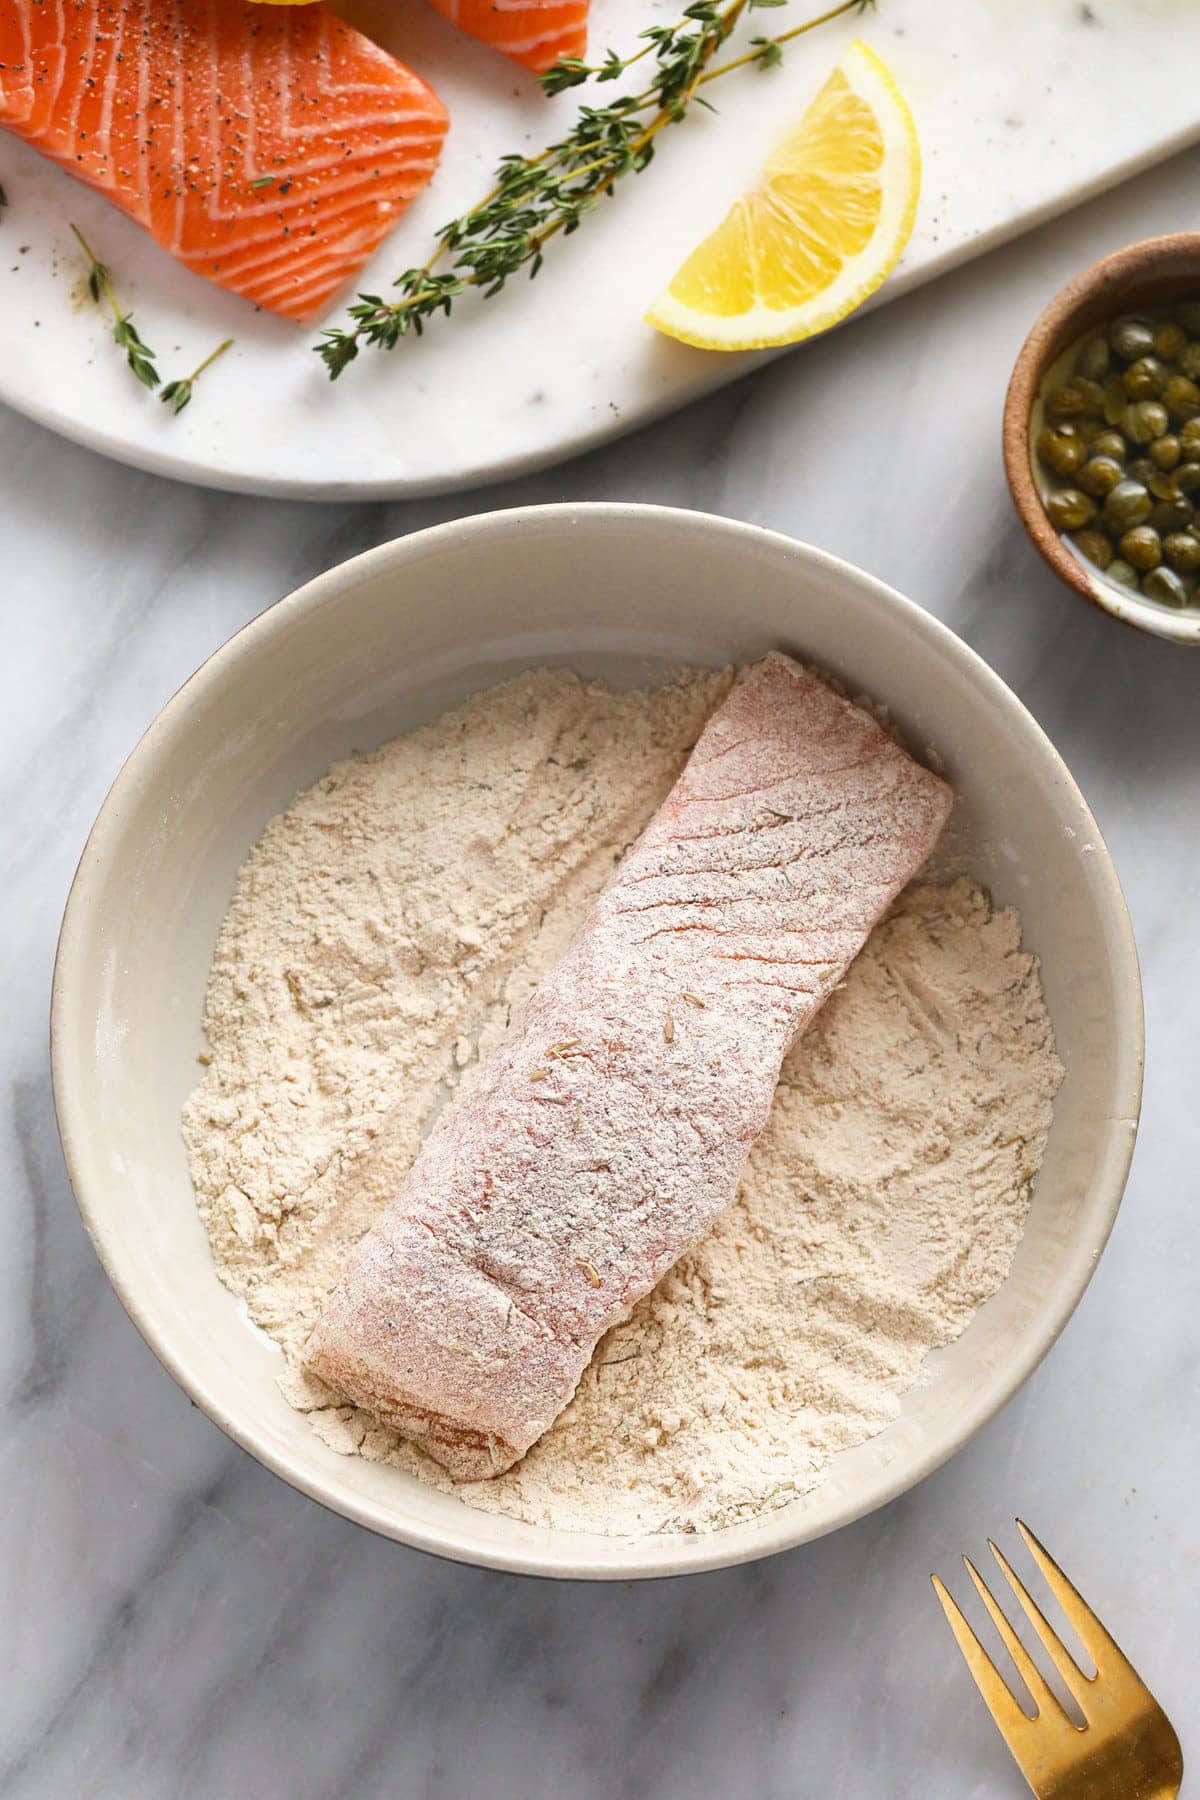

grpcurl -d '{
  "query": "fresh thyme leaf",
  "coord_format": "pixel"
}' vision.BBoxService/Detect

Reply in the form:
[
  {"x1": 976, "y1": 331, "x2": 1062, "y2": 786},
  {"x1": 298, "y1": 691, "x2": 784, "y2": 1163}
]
[
  {"x1": 113, "y1": 314, "x2": 160, "y2": 388},
  {"x1": 70, "y1": 223, "x2": 161, "y2": 390},
  {"x1": 540, "y1": 55, "x2": 592, "y2": 94},
  {"x1": 250, "y1": 175, "x2": 275, "y2": 190},
  {"x1": 751, "y1": 35, "x2": 785, "y2": 65},
  {"x1": 160, "y1": 336, "x2": 234, "y2": 413},
  {"x1": 315, "y1": 0, "x2": 873, "y2": 378}
]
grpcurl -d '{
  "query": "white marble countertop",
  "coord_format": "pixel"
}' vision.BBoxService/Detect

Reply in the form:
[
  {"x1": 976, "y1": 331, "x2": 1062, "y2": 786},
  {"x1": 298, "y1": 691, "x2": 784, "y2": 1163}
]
[{"x1": 4, "y1": 146, "x2": 1200, "y2": 1800}]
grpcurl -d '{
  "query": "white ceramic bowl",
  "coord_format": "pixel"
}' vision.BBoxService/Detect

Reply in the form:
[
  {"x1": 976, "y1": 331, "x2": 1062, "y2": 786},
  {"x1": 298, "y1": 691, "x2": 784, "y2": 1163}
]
[{"x1": 52, "y1": 504, "x2": 1143, "y2": 1580}]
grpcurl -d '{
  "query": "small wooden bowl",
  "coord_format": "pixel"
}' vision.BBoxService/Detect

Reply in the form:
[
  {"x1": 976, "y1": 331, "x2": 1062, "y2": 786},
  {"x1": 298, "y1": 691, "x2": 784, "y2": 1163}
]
[{"x1": 1003, "y1": 233, "x2": 1200, "y2": 648}]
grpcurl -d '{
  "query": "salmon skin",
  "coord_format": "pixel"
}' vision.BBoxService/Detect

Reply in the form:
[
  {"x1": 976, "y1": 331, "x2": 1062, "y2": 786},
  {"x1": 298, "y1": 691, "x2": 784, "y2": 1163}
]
[
  {"x1": 423, "y1": 0, "x2": 586, "y2": 73},
  {"x1": 307, "y1": 655, "x2": 953, "y2": 1479},
  {"x1": 0, "y1": 0, "x2": 449, "y2": 322}
]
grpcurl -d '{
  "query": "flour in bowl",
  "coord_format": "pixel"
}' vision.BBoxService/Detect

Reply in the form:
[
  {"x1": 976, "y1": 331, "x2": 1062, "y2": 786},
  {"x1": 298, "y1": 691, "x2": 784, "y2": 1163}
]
[{"x1": 182, "y1": 668, "x2": 1062, "y2": 1536}]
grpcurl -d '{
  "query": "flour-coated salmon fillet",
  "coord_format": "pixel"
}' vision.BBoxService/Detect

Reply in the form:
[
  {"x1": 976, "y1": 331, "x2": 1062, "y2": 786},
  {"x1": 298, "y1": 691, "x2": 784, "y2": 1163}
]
[
  {"x1": 307, "y1": 655, "x2": 953, "y2": 1478},
  {"x1": 0, "y1": 0, "x2": 448, "y2": 322},
  {"x1": 424, "y1": 0, "x2": 586, "y2": 73}
]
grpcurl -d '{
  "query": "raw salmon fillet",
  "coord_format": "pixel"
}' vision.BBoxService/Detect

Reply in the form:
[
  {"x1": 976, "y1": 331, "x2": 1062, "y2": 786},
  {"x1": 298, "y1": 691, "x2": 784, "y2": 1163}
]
[
  {"x1": 0, "y1": 0, "x2": 449, "y2": 322},
  {"x1": 307, "y1": 655, "x2": 953, "y2": 1479},
  {"x1": 424, "y1": 0, "x2": 586, "y2": 73}
]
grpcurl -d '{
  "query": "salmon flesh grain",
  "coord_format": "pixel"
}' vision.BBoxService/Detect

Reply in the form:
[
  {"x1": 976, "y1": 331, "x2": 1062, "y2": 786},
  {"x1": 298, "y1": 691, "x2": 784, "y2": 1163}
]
[
  {"x1": 0, "y1": 0, "x2": 449, "y2": 321},
  {"x1": 422, "y1": 0, "x2": 587, "y2": 73}
]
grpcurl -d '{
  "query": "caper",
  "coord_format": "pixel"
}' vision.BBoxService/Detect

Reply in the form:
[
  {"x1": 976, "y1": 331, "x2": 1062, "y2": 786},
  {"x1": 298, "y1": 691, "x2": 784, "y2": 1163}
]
[
  {"x1": 1143, "y1": 566, "x2": 1189, "y2": 608},
  {"x1": 1147, "y1": 470, "x2": 1182, "y2": 502},
  {"x1": 1118, "y1": 525, "x2": 1162, "y2": 571},
  {"x1": 1075, "y1": 334, "x2": 1110, "y2": 381},
  {"x1": 1176, "y1": 462, "x2": 1200, "y2": 495},
  {"x1": 1122, "y1": 356, "x2": 1165, "y2": 399},
  {"x1": 1123, "y1": 400, "x2": 1169, "y2": 443},
  {"x1": 1072, "y1": 529, "x2": 1113, "y2": 570},
  {"x1": 1149, "y1": 497, "x2": 1194, "y2": 535},
  {"x1": 1175, "y1": 300, "x2": 1200, "y2": 335},
  {"x1": 1103, "y1": 377, "x2": 1127, "y2": 425},
  {"x1": 1077, "y1": 417, "x2": 1109, "y2": 446},
  {"x1": 1164, "y1": 375, "x2": 1200, "y2": 424},
  {"x1": 1103, "y1": 480, "x2": 1153, "y2": 531},
  {"x1": 1077, "y1": 455, "x2": 1124, "y2": 497},
  {"x1": 1045, "y1": 377, "x2": 1104, "y2": 420},
  {"x1": 1106, "y1": 559, "x2": 1139, "y2": 590},
  {"x1": 1150, "y1": 434, "x2": 1182, "y2": 471},
  {"x1": 1035, "y1": 424, "x2": 1086, "y2": 477},
  {"x1": 1154, "y1": 321, "x2": 1187, "y2": 360},
  {"x1": 1127, "y1": 457, "x2": 1157, "y2": 486},
  {"x1": 1089, "y1": 429, "x2": 1127, "y2": 460},
  {"x1": 1178, "y1": 343, "x2": 1200, "y2": 382},
  {"x1": 1046, "y1": 488, "x2": 1096, "y2": 531},
  {"x1": 1163, "y1": 531, "x2": 1200, "y2": 573},
  {"x1": 1110, "y1": 315, "x2": 1155, "y2": 361},
  {"x1": 1179, "y1": 418, "x2": 1200, "y2": 458}
]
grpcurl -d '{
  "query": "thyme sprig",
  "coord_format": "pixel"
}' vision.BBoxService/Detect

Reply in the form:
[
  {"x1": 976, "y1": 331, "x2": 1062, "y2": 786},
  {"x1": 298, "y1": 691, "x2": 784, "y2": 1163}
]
[
  {"x1": 160, "y1": 336, "x2": 234, "y2": 413},
  {"x1": 71, "y1": 222, "x2": 160, "y2": 388},
  {"x1": 71, "y1": 224, "x2": 233, "y2": 411},
  {"x1": 316, "y1": 0, "x2": 874, "y2": 378}
]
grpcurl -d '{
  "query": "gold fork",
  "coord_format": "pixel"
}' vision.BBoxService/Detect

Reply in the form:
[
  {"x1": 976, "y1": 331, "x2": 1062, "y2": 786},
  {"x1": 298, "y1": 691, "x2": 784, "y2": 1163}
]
[{"x1": 933, "y1": 1521, "x2": 1183, "y2": 1799}]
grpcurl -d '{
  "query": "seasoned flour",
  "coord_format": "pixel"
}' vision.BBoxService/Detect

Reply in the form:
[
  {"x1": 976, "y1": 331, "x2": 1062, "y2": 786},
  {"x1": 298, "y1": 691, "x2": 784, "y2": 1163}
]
[{"x1": 183, "y1": 668, "x2": 1062, "y2": 1536}]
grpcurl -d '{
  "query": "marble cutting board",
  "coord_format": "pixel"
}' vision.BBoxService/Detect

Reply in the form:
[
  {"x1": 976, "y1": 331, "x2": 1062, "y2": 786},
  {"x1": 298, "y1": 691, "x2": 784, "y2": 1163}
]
[{"x1": 0, "y1": 0, "x2": 1195, "y2": 498}]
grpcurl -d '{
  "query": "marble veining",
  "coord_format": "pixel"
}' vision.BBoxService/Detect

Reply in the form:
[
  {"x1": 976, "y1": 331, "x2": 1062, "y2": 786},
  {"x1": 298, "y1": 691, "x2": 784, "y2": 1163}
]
[{"x1": 3, "y1": 149, "x2": 1200, "y2": 1799}]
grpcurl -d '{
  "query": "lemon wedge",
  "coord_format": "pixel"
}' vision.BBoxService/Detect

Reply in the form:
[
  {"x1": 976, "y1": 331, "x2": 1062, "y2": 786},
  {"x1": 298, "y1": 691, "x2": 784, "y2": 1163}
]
[{"x1": 646, "y1": 40, "x2": 919, "y2": 351}]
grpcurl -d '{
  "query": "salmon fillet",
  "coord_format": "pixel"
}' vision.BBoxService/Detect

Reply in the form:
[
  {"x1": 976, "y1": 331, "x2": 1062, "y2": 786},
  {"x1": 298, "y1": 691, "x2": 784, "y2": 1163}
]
[
  {"x1": 307, "y1": 655, "x2": 953, "y2": 1479},
  {"x1": 424, "y1": 0, "x2": 586, "y2": 73},
  {"x1": 0, "y1": 0, "x2": 449, "y2": 322}
]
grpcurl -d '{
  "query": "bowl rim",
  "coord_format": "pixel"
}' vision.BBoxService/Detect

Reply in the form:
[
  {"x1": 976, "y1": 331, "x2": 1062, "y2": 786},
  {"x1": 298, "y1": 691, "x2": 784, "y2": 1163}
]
[
  {"x1": 50, "y1": 502, "x2": 1145, "y2": 1579},
  {"x1": 1003, "y1": 230, "x2": 1200, "y2": 647}
]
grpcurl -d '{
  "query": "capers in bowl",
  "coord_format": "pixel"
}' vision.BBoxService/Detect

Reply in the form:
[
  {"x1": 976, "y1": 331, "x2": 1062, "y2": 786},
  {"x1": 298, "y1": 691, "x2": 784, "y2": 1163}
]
[
  {"x1": 1077, "y1": 455, "x2": 1124, "y2": 498},
  {"x1": 1149, "y1": 497, "x2": 1194, "y2": 535},
  {"x1": 1118, "y1": 526, "x2": 1162, "y2": 572},
  {"x1": 1122, "y1": 357, "x2": 1164, "y2": 399},
  {"x1": 1143, "y1": 566, "x2": 1189, "y2": 607},
  {"x1": 1102, "y1": 481, "x2": 1152, "y2": 532},
  {"x1": 1036, "y1": 425, "x2": 1086, "y2": 478},
  {"x1": 1044, "y1": 378, "x2": 1104, "y2": 420},
  {"x1": 1106, "y1": 559, "x2": 1139, "y2": 589},
  {"x1": 1071, "y1": 529, "x2": 1112, "y2": 570},
  {"x1": 1110, "y1": 316, "x2": 1155, "y2": 362},
  {"x1": 1123, "y1": 400, "x2": 1169, "y2": 444},
  {"x1": 1154, "y1": 321, "x2": 1187, "y2": 360},
  {"x1": 1164, "y1": 531, "x2": 1200, "y2": 573},
  {"x1": 1150, "y1": 435, "x2": 1181, "y2": 471},
  {"x1": 1031, "y1": 297, "x2": 1200, "y2": 613},
  {"x1": 1047, "y1": 489, "x2": 1096, "y2": 531},
  {"x1": 1163, "y1": 376, "x2": 1200, "y2": 424},
  {"x1": 1076, "y1": 335, "x2": 1111, "y2": 380},
  {"x1": 1089, "y1": 429, "x2": 1127, "y2": 460}
]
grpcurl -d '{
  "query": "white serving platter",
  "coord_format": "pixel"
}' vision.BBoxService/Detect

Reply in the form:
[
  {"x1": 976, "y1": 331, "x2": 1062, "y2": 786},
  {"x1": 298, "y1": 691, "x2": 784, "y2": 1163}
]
[{"x1": 1, "y1": 0, "x2": 1197, "y2": 498}]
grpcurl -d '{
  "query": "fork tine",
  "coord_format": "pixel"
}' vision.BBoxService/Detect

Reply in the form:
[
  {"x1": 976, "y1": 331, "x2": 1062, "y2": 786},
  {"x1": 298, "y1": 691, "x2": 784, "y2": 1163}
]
[
  {"x1": 931, "y1": 1573, "x2": 1032, "y2": 1740},
  {"x1": 1016, "y1": 1520, "x2": 1127, "y2": 1678},
  {"x1": 963, "y1": 1557, "x2": 1074, "y2": 1727},
  {"x1": 989, "y1": 1537, "x2": 1095, "y2": 1712}
]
